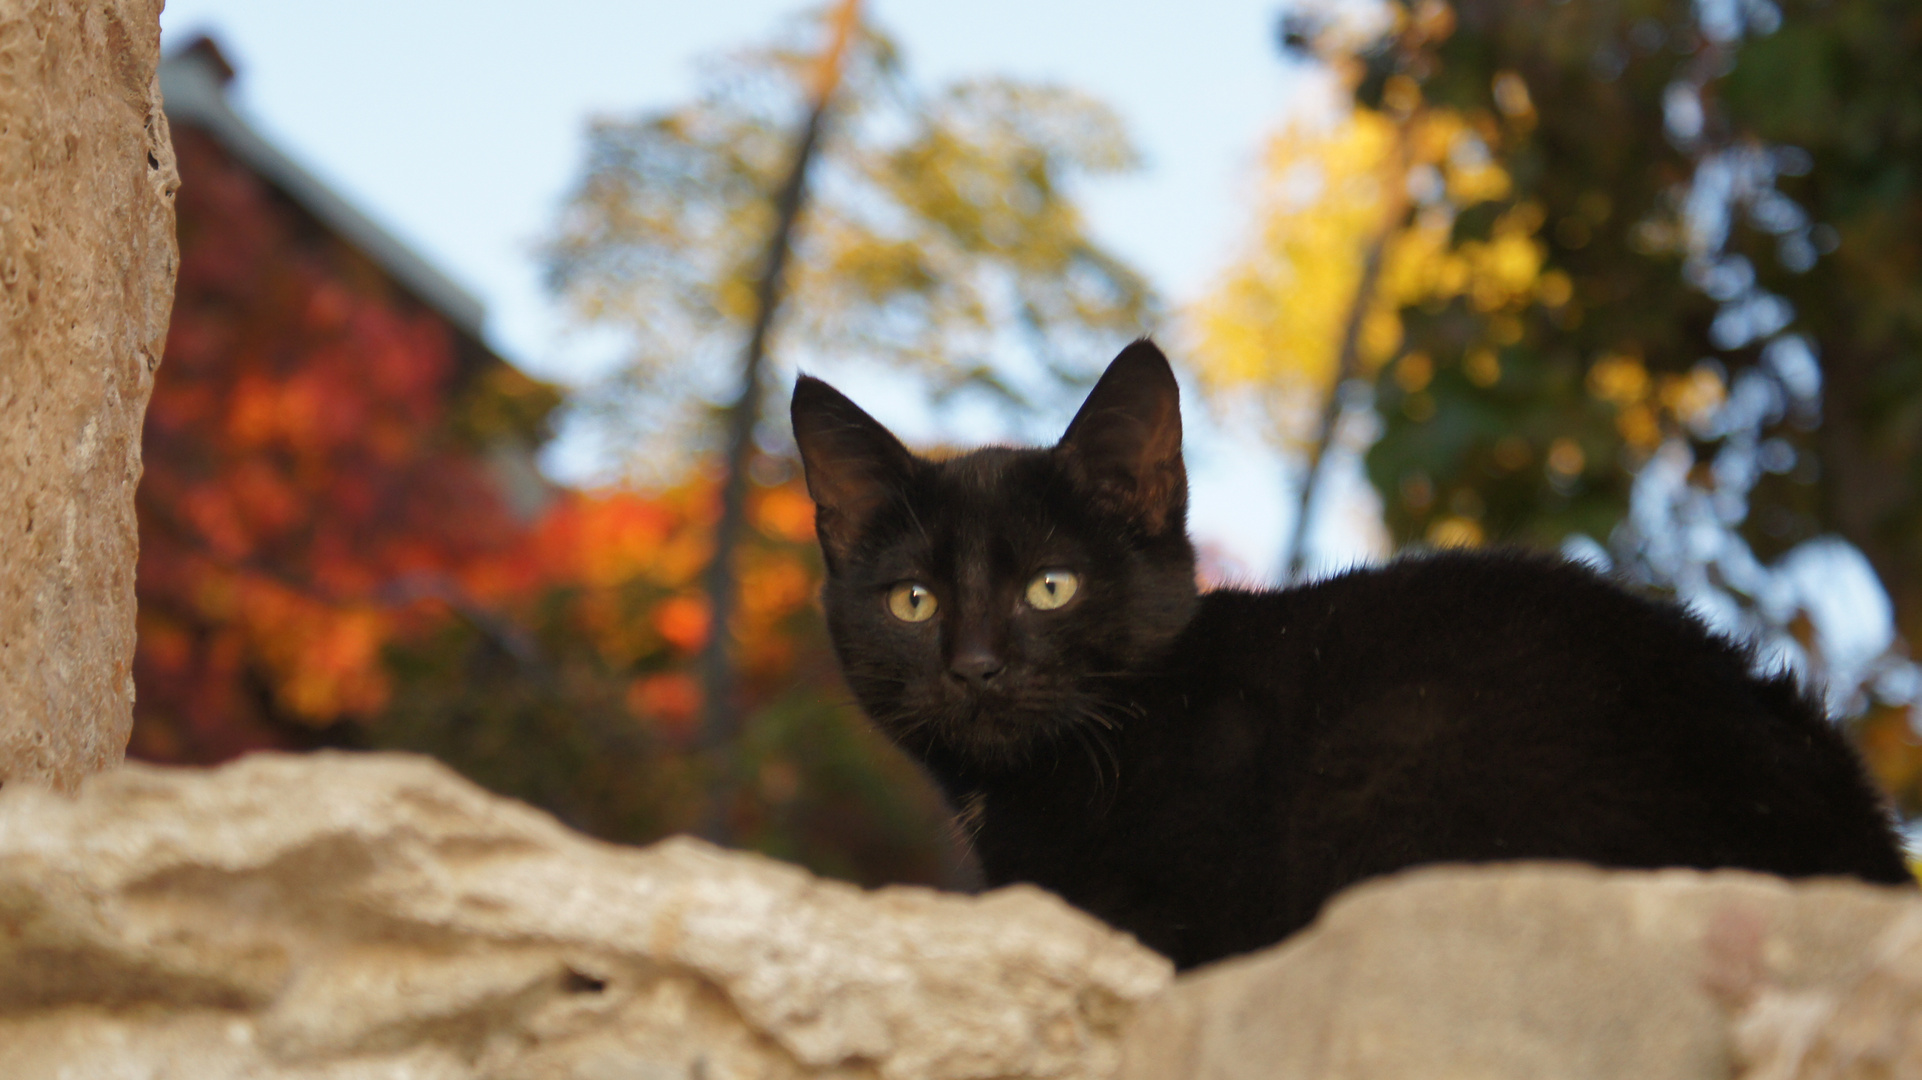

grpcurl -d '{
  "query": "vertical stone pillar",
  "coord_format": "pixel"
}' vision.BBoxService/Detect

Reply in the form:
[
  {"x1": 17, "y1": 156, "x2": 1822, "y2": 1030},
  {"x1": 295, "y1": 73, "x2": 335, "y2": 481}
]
[{"x1": 0, "y1": 0, "x2": 177, "y2": 790}]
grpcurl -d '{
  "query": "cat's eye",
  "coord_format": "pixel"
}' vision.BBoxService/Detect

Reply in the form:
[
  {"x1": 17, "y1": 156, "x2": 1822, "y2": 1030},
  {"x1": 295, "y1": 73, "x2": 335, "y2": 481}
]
[
  {"x1": 1025, "y1": 569, "x2": 1080, "y2": 611},
  {"x1": 887, "y1": 582, "x2": 938, "y2": 623}
]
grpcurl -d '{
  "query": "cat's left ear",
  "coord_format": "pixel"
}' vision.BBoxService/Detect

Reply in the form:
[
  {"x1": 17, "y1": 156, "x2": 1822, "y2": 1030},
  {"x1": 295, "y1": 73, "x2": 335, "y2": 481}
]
[
  {"x1": 1057, "y1": 339, "x2": 1186, "y2": 534},
  {"x1": 792, "y1": 375, "x2": 916, "y2": 567}
]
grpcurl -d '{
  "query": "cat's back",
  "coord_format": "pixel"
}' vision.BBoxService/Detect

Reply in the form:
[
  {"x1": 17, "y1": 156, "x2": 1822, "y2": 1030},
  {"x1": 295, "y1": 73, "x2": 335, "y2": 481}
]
[
  {"x1": 1186, "y1": 549, "x2": 1772, "y2": 707},
  {"x1": 1183, "y1": 545, "x2": 1714, "y2": 687},
  {"x1": 1165, "y1": 549, "x2": 1910, "y2": 889}
]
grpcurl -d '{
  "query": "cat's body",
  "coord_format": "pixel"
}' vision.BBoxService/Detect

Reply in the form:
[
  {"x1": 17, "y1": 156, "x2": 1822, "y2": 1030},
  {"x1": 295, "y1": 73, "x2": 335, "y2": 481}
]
[
  {"x1": 957, "y1": 553, "x2": 1910, "y2": 966},
  {"x1": 792, "y1": 341, "x2": 1911, "y2": 970}
]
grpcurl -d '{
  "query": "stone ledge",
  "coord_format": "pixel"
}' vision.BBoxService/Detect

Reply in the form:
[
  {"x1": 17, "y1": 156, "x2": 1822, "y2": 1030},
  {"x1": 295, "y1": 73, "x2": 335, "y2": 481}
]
[
  {"x1": 0, "y1": 751, "x2": 1171, "y2": 1079},
  {"x1": 5, "y1": 749, "x2": 1920, "y2": 1080},
  {"x1": 1120, "y1": 861, "x2": 1920, "y2": 1080}
]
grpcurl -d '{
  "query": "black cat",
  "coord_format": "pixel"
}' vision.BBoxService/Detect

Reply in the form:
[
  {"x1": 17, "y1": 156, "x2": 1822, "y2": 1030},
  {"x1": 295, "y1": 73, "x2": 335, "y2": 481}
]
[{"x1": 790, "y1": 339, "x2": 1912, "y2": 970}]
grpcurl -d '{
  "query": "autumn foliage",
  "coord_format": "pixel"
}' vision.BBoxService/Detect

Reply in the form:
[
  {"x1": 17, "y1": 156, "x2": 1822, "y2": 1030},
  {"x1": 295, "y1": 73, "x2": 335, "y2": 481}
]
[
  {"x1": 134, "y1": 126, "x2": 525, "y2": 760},
  {"x1": 132, "y1": 125, "x2": 958, "y2": 888}
]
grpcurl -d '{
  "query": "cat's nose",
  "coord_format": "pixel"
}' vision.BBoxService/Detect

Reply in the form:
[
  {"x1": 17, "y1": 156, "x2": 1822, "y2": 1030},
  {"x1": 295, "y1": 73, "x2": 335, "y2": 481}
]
[{"x1": 949, "y1": 649, "x2": 1005, "y2": 687}]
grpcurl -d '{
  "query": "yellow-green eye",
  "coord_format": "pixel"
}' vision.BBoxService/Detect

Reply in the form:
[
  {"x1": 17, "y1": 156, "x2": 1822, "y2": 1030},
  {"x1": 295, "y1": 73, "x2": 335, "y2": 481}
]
[
  {"x1": 1025, "y1": 569, "x2": 1080, "y2": 611},
  {"x1": 887, "y1": 582, "x2": 938, "y2": 623}
]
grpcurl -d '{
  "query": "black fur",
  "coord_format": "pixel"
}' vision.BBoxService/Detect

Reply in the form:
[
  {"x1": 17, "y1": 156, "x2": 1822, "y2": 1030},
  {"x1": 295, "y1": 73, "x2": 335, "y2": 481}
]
[{"x1": 792, "y1": 340, "x2": 1912, "y2": 970}]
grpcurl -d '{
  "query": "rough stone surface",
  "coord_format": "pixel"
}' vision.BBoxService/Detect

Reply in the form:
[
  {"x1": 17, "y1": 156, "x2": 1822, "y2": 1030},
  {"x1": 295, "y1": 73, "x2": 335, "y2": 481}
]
[
  {"x1": 1118, "y1": 863, "x2": 1920, "y2": 1080},
  {"x1": 0, "y1": 0, "x2": 178, "y2": 791},
  {"x1": 0, "y1": 751, "x2": 1172, "y2": 1079},
  {"x1": 1735, "y1": 908, "x2": 1922, "y2": 1080}
]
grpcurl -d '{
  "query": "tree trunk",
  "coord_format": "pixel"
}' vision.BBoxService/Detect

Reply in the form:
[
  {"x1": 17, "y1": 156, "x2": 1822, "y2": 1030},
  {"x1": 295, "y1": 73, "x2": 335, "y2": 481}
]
[{"x1": 694, "y1": 0, "x2": 860, "y2": 842}]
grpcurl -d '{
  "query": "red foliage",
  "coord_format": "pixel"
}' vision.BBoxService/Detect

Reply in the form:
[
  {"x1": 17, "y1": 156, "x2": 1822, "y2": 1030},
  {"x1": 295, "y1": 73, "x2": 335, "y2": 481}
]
[
  {"x1": 132, "y1": 128, "x2": 525, "y2": 762},
  {"x1": 133, "y1": 127, "x2": 833, "y2": 765},
  {"x1": 130, "y1": 129, "x2": 958, "y2": 889}
]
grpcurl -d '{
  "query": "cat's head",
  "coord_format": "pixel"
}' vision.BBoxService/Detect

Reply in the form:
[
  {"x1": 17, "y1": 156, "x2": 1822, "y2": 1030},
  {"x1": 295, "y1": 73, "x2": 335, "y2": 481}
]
[{"x1": 791, "y1": 340, "x2": 1198, "y2": 772}]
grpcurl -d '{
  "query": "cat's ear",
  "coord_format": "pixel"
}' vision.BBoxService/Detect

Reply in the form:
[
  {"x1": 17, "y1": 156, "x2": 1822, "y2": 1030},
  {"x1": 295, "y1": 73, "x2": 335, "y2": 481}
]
[
  {"x1": 791, "y1": 375, "x2": 915, "y2": 565},
  {"x1": 1057, "y1": 339, "x2": 1186, "y2": 533}
]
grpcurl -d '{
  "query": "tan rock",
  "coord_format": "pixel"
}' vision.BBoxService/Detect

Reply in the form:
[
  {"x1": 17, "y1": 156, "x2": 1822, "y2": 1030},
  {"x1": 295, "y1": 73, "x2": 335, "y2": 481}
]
[
  {"x1": 1119, "y1": 863, "x2": 1918, "y2": 1080},
  {"x1": 0, "y1": 751, "x2": 1171, "y2": 1079},
  {"x1": 0, "y1": 0, "x2": 178, "y2": 791},
  {"x1": 1735, "y1": 908, "x2": 1922, "y2": 1080}
]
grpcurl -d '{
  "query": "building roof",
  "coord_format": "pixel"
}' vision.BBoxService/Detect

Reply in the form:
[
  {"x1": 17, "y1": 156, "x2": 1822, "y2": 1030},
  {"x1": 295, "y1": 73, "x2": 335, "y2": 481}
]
[{"x1": 159, "y1": 37, "x2": 494, "y2": 352}]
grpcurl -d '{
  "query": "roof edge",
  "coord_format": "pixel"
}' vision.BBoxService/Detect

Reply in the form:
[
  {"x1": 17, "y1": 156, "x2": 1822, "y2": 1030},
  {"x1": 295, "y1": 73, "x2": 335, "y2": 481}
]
[{"x1": 159, "y1": 38, "x2": 493, "y2": 346}]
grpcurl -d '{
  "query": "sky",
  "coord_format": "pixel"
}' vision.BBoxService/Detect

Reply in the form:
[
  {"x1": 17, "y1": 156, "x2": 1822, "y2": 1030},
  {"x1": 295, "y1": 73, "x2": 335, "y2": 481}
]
[{"x1": 155, "y1": 0, "x2": 1378, "y2": 577}]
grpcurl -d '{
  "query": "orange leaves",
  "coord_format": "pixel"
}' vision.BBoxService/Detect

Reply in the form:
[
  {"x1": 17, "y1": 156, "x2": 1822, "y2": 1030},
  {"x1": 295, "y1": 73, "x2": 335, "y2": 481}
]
[
  {"x1": 755, "y1": 485, "x2": 817, "y2": 543},
  {"x1": 739, "y1": 558, "x2": 811, "y2": 620},
  {"x1": 628, "y1": 672, "x2": 701, "y2": 735},
  {"x1": 134, "y1": 129, "x2": 530, "y2": 758},
  {"x1": 653, "y1": 595, "x2": 711, "y2": 653},
  {"x1": 521, "y1": 491, "x2": 689, "y2": 591},
  {"x1": 1582, "y1": 352, "x2": 1730, "y2": 455},
  {"x1": 136, "y1": 125, "x2": 835, "y2": 771},
  {"x1": 473, "y1": 479, "x2": 822, "y2": 677},
  {"x1": 236, "y1": 581, "x2": 392, "y2": 723}
]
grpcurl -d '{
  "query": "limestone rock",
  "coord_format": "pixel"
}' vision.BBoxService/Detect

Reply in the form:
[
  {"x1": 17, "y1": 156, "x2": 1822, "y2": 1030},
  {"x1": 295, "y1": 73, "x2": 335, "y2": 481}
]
[
  {"x1": 1734, "y1": 908, "x2": 1922, "y2": 1080},
  {"x1": 1119, "y1": 863, "x2": 1918, "y2": 1080},
  {"x1": 0, "y1": 0, "x2": 179, "y2": 791},
  {"x1": 0, "y1": 751, "x2": 1171, "y2": 1079}
]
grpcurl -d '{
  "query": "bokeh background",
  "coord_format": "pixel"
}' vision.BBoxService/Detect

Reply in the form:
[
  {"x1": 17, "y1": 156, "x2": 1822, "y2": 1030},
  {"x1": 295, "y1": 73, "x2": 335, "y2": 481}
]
[{"x1": 134, "y1": 0, "x2": 1922, "y2": 885}]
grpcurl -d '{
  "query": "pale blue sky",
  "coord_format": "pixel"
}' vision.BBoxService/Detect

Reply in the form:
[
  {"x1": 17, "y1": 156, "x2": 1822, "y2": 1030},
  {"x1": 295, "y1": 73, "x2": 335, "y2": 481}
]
[{"x1": 154, "y1": 1, "x2": 1377, "y2": 576}]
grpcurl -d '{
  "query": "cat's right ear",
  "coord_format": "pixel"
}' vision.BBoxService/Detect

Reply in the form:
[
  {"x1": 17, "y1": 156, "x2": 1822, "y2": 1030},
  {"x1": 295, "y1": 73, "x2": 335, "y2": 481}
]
[
  {"x1": 791, "y1": 375, "x2": 915, "y2": 567},
  {"x1": 1057, "y1": 339, "x2": 1187, "y2": 534}
]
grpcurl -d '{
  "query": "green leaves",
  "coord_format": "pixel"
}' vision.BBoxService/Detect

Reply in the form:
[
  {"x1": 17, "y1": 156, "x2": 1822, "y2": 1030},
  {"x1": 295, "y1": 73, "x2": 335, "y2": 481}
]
[{"x1": 1333, "y1": 0, "x2": 1922, "y2": 807}]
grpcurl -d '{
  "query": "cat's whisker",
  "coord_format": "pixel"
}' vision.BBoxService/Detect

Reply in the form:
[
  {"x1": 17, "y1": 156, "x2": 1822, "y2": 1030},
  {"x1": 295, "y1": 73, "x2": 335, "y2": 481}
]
[
  {"x1": 1065, "y1": 725, "x2": 1109, "y2": 806},
  {"x1": 1052, "y1": 703, "x2": 1121, "y2": 799}
]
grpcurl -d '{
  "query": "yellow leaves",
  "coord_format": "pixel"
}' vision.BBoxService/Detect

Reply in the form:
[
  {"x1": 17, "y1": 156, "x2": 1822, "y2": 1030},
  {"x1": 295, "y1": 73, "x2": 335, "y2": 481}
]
[
  {"x1": 1484, "y1": 218, "x2": 1546, "y2": 299},
  {"x1": 1464, "y1": 349, "x2": 1502, "y2": 387},
  {"x1": 1395, "y1": 351, "x2": 1434, "y2": 393},
  {"x1": 1446, "y1": 162, "x2": 1512, "y2": 211},
  {"x1": 1426, "y1": 203, "x2": 1547, "y2": 315},
  {"x1": 1190, "y1": 109, "x2": 1404, "y2": 400},
  {"x1": 1583, "y1": 352, "x2": 1728, "y2": 452},
  {"x1": 1361, "y1": 307, "x2": 1405, "y2": 363},
  {"x1": 1616, "y1": 403, "x2": 1661, "y2": 450},
  {"x1": 1492, "y1": 71, "x2": 1536, "y2": 128},
  {"x1": 548, "y1": 19, "x2": 1154, "y2": 472},
  {"x1": 1377, "y1": 208, "x2": 1461, "y2": 300},
  {"x1": 1588, "y1": 354, "x2": 1650, "y2": 406},
  {"x1": 1547, "y1": 437, "x2": 1587, "y2": 478},
  {"x1": 1661, "y1": 364, "x2": 1728, "y2": 426},
  {"x1": 1492, "y1": 436, "x2": 1533, "y2": 471},
  {"x1": 1192, "y1": 102, "x2": 1548, "y2": 428},
  {"x1": 1427, "y1": 516, "x2": 1485, "y2": 548},
  {"x1": 1383, "y1": 75, "x2": 1424, "y2": 117},
  {"x1": 714, "y1": 275, "x2": 761, "y2": 324},
  {"x1": 1539, "y1": 269, "x2": 1574, "y2": 308}
]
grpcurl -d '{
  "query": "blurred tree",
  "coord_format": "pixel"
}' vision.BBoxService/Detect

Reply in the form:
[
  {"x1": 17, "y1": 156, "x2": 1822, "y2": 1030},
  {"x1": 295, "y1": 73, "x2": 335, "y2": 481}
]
[
  {"x1": 541, "y1": 9, "x2": 1156, "y2": 470},
  {"x1": 137, "y1": 104, "x2": 962, "y2": 889},
  {"x1": 1720, "y1": 2, "x2": 1922, "y2": 806},
  {"x1": 372, "y1": 480, "x2": 962, "y2": 888},
  {"x1": 543, "y1": 6, "x2": 1158, "y2": 836},
  {"x1": 687, "y1": 0, "x2": 858, "y2": 833},
  {"x1": 135, "y1": 123, "x2": 550, "y2": 762},
  {"x1": 1191, "y1": 49, "x2": 1557, "y2": 569},
  {"x1": 1222, "y1": 0, "x2": 1922, "y2": 809}
]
